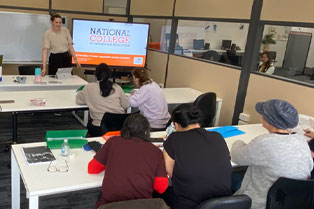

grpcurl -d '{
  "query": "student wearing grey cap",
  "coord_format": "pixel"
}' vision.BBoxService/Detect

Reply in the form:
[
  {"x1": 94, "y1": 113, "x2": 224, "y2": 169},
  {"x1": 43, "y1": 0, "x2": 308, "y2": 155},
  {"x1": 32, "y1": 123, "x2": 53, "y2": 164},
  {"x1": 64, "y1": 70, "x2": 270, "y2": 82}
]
[{"x1": 231, "y1": 99, "x2": 313, "y2": 209}]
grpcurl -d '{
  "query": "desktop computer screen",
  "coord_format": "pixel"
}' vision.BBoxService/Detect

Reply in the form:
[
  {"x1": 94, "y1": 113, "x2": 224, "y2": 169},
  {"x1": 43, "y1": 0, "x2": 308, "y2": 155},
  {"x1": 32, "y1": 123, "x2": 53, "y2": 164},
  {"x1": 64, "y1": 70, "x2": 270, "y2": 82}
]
[
  {"x1": 193, "y1": 39, "x2": 205, "y2": 50},
  {"x1": 222, "y1": 40, "x2": 232, "y2": 49}
]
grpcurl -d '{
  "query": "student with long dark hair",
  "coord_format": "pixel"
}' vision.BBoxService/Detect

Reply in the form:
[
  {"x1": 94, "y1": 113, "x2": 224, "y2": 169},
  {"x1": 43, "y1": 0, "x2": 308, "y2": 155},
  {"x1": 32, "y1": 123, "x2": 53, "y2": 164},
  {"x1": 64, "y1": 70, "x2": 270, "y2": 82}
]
[
  {"x1": 88, "y1": 114, "x2": 168, "y2": 209},
  {"x1": 76, "y1": 63, "x2": 129, "y2": 136},
  {"x1": 258, "y1": 51, "x2": 275, "y2": 75},
  {"x1": 162, "y1": 104, "x2": 232, "y2": 209},
  {"x1": 42, "y1": 13, "x2": 80, "y2": 75},
  {"x1": 129, "y1": 68, "x2": 170, "y2": 131}
]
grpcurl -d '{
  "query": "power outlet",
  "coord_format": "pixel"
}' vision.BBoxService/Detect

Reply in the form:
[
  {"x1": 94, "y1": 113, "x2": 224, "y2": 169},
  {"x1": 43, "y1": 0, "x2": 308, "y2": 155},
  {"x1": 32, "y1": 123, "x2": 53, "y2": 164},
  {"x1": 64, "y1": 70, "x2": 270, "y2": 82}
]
[{"x1": 239, "y1": 113, "x2": 250, "y2": 122}]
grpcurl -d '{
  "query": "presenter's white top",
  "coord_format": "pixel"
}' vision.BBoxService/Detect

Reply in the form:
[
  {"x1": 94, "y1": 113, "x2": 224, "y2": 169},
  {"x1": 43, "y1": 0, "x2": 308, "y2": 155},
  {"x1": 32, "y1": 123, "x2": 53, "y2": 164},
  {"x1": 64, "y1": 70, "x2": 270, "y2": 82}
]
[{"x1": 42, "y1": 27, "x2": 72, "y2": 54}]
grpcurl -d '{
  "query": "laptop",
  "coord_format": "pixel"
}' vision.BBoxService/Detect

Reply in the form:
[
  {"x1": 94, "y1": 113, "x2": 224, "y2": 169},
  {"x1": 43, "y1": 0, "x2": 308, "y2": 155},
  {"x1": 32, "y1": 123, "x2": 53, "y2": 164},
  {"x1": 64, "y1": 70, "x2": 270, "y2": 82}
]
[{"x1": 55, "y1": 67, "x2": 72, "y2": 79}]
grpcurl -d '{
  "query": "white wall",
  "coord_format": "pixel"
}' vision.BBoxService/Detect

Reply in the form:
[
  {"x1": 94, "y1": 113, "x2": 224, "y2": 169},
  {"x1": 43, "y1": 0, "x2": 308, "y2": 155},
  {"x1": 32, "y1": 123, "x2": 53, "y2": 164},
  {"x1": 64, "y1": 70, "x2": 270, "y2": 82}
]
[{"x1": 205, "y1": 22, "x2": 249, "y2": 50}]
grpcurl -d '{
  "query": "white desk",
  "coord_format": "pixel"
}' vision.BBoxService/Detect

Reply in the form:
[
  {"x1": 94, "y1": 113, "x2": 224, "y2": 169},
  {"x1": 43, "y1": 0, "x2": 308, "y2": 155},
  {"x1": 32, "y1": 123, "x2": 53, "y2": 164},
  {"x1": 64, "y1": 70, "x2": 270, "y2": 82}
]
[
  {"x1": 11, "y1": 124, "x2": 266, "y2": 209},
  {"x1": 11, "y1": 137, "x2": 104, "y2": 209},
  {"x1": 161, "y1": 88, "x2": 222, "y2": 126},
  {"x1": 0, "y1": 90, "x2": 88, "y2": 142},
  {"x1": 0, "y1": 75, "x2": 87, "y2": 92}
]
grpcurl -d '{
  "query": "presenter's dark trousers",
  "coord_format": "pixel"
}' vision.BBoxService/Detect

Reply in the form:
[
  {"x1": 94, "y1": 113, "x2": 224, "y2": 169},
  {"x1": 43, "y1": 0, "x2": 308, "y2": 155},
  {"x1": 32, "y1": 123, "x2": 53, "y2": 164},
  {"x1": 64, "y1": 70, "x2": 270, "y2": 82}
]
[{"x1": 48, "y1": 51, "x2": 72, "y2": 75}]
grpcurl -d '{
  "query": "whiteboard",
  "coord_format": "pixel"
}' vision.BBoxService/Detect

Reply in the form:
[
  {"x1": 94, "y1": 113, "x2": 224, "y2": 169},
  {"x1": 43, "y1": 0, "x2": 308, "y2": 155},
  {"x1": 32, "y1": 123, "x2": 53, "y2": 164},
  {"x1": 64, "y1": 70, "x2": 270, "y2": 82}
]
[{"x1": 0, "y1": 12, "x2": 51, "y2": 63}]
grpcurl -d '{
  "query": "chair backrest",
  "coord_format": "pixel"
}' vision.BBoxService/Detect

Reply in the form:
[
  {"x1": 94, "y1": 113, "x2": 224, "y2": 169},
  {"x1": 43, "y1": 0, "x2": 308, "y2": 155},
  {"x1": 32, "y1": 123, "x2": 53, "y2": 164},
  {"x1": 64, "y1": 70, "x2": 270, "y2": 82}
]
[
  {"x1": 204, "y1": 50, "x2": 220, "y2": 62},
  {"x1": 268, "y1": 51, "x2": 277, "y2": 61},
  {"x1": 266, "y1": 177, "x2": 314, "y2": 209},
  {"x1": 97, "y1": 198, "x2": 169, "y2": 209},
  {"x1": 101, "y1": 111, "x2": 139, "y2": 134},
  {"x1": 195, "y1": 195, "x2": 252, "y2": 209},
  {"x1": 18, "y1": 65, "x2": 39, "y2": 75},
  {"x1": 193, "y1": 92, "x2": 216, "y2": 127}
]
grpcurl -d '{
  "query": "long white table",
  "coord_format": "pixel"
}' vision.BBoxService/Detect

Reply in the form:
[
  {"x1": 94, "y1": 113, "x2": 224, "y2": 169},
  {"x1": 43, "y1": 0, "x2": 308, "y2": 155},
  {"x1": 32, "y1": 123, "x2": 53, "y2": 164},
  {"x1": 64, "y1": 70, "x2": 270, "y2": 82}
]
[
  {"x1": 11, "y1": 124, "x2": 267, "y2": 209},
  {"x1": 0, "y1": 75, "x2": 87, "y2": 91},
  {"x1": 1, "y1": 87, "x2": 219, "y2": 142},
  {"x1": 0, "y1": 90, "x2": 88, "y2": 143},
  {"x1": 161, "y1": 88, "x2": 222, "y2": 126}
]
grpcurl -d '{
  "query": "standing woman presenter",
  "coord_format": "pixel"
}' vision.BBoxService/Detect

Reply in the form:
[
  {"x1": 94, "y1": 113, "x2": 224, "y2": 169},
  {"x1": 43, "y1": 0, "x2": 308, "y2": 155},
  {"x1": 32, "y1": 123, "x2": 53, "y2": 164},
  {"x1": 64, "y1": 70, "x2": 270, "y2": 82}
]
[{"x1": 42, "y1": 13, "x2": 80, "y2": 76}]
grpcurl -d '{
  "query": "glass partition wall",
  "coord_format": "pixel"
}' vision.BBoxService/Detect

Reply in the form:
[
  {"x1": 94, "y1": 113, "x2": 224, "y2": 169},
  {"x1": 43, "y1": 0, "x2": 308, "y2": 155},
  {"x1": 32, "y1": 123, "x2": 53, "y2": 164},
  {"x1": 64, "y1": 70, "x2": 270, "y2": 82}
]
[
  {"x1": 257, "y1": 24, "x2": 314, "y2": 85},
  {"x1": 133, "y1": 18, "x2": 172, "y2": 53},
  {"x1": 173, "y1": 20, "x2": 249, "y2": 67}
]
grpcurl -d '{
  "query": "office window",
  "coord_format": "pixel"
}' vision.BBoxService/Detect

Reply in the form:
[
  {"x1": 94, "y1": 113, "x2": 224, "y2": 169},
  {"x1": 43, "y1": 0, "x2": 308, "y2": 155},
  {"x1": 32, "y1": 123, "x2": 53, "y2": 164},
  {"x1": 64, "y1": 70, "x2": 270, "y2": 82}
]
[
  {"x1": 104, "y1": 0, "x2": 127, "y2": 15},
  {"x1": 174, "y1": 20, "x2": 249, "y2": 67},
  {"x1": 258, "y1": 25, "x2": 314, "y2": 85},
  {"x1": 133, "y1": 18, "x2": 172, "y2": 53}
]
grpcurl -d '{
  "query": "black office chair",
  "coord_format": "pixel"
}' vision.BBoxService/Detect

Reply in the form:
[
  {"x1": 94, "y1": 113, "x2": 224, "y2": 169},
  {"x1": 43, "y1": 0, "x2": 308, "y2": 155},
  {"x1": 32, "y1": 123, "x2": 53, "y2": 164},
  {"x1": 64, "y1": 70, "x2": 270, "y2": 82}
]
[
  {"x1": 204, "y1": 50, "x2": 220, "y2": 62},
  {"x1": 98, "y1": 198, "x2": 169, "y2": 209},
  {"x1": 101, "y1": 111, "x2": 139, "y2": 135},
  {"x1": 266, "y1": 177, "x2": 314, "y2": 209},
  {"x1": 268, "y1": 51, "x2": 277, "y2": 61},
  {"x1": 193, "y1": 92, "x2": 216, "y2": 127},
  {"x1": 195, "y1": 195, "x2": 252, "y2": 209},
  {"x1": 18, "y1": 65, "x2": 40, "y2": 75}
]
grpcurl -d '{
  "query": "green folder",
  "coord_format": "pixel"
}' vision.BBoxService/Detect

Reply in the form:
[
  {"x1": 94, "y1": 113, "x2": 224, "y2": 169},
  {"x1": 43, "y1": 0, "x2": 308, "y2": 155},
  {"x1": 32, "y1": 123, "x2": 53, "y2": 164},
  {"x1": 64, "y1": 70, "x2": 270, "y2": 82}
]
[
  {"x1": 122, "y1": 85, "x2": 134, "y2": 94},
  {"x1": 45, "y1": 130, "x2": 88, "y2": 149}
]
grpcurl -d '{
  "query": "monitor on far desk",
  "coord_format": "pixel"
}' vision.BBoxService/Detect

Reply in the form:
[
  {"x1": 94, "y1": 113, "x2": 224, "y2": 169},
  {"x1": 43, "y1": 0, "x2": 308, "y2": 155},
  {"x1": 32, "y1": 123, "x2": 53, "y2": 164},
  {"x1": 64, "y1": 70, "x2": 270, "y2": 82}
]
[
  {"x1": 193, "y1": 39, "x2": 205, "y2": 50},
  {"x1": 221, "y1": 40, "x2": 232, "y2": 50}
]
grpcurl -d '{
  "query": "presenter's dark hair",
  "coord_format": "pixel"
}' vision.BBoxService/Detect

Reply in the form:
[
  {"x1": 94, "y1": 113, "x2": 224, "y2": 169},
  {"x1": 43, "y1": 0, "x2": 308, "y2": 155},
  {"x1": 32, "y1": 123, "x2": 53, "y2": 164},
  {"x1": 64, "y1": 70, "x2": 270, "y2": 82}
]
[
  {"x1": 50, "y1": 13, "x2": 62, "y2": 21},
  {"x1": 172, "y1": 104, "x2": 202, "y2": 128},
  {"x1": 95, "y1": 63, "x2": 113, "y2": 97},
  {"x1": 132, "y1": 68, "x2": 150, "y2": 86},
  {"x1": 121, "y1": 114, "x2": 150, "y2": 142}
]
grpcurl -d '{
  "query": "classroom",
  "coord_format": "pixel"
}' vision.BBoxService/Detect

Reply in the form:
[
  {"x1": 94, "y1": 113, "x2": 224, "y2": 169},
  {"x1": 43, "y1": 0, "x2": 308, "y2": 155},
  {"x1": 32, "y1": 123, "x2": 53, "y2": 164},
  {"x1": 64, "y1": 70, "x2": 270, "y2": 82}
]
[{"x1": 1, "y1": 0, "x2": 314, "y2": 209}]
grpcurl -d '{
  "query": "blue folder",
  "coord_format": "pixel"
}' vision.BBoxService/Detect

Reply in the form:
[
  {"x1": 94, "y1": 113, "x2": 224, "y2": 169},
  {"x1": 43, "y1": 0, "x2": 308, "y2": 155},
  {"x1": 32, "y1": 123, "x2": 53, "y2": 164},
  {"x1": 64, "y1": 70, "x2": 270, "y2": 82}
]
[{"x1": 206, "y1": 126, "x2": 245, "y2": 138}]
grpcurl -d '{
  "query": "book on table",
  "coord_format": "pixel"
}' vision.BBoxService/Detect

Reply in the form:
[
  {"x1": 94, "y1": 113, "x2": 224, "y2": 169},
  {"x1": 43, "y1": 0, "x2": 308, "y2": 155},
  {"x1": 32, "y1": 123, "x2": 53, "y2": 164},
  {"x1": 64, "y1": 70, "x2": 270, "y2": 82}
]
[{"x1": 22, "y1": 146, "x2": 56, "y2": 165}]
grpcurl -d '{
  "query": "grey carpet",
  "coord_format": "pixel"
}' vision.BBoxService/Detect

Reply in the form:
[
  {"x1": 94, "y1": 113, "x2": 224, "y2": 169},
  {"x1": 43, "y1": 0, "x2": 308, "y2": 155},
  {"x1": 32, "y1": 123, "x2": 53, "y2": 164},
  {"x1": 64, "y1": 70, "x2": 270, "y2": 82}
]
[{"x1": 0, "y1": 111, "x2": 100, "y2": 209}]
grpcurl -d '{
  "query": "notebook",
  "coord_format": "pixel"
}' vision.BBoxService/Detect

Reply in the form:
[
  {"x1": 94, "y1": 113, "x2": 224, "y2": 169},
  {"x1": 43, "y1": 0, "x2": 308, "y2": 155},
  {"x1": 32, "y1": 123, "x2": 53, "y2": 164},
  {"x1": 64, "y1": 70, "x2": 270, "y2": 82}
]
[{"x1": 22, "y1": 146, "x2": 55, "y2": 165}]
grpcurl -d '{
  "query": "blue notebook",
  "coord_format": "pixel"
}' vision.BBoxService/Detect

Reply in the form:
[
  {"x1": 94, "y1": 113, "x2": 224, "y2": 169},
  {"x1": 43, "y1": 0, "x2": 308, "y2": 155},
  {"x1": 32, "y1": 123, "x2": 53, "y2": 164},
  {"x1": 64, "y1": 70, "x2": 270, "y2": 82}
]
[{"x1": 207, "y1": 126, "x2": 245, "y2": 138}]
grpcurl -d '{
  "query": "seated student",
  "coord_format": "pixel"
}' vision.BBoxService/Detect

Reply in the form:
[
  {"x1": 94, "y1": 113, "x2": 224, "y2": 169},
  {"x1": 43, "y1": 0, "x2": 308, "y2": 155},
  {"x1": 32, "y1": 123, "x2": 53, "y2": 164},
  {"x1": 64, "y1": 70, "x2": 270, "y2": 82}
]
[
  {"x1": 304, "y1": 131, "x2": 314, "y2": 178},
  {"x1": 128, "y1": 68, "x2": 170, "y2": 131},
  {"x1": 231, "y1": 99, "x2": 313, "y2": 209},
  {"x1": 258, "y1": 51, "x2": 275, "y2": 75},
  {"x1": 76, "y1": 63, "x2": 129, "y2": 137},
  {"x1": 162, "y1": 104, "x2": 232, "y2": 209},
  {"x1": 88, "y1": 114, "x2": 168, "y2": 209}
]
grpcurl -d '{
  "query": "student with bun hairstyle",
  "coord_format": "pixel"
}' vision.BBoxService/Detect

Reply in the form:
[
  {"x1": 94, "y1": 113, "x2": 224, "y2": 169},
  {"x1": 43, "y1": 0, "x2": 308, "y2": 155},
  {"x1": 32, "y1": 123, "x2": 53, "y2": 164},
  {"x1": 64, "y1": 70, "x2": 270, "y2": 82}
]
[
  {"x1": 76, "y1": 63, "x2": 129, "y2": 136},
  {"x1": 88, "y1": 114, "x2": 168, "y2": 209},
  {"x1": 42, "y1": 13, "x2": 80, "y2": 75},
  {"x1": 129, "y1": 68, "x2": 170, "y2": 131},
  {"x1": 162, "y1": 104, "x2": 232, "y2": 209}
]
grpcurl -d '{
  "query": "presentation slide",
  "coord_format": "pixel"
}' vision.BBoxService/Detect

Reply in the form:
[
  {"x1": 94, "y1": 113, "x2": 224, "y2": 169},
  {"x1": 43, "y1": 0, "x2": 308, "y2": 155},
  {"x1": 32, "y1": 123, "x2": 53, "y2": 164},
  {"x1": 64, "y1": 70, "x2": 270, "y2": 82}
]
[{"x1": 72, "y1": 19, "x2": 149, "y2": 67}]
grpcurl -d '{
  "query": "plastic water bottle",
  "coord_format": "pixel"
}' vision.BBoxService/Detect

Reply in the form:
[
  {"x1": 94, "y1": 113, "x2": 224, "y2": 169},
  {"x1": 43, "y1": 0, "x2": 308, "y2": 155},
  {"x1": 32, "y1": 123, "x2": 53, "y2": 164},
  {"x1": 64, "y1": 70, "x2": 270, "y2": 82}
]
[
  {"x1": 166, "y1": 122, "x2": 176, "y2": 138},
  {"x1": 34, "y1": 67, "x2": 41, "y2": 83},
  {"x1": 61, "y1": 139, "x2": 70, "y2": 157}
]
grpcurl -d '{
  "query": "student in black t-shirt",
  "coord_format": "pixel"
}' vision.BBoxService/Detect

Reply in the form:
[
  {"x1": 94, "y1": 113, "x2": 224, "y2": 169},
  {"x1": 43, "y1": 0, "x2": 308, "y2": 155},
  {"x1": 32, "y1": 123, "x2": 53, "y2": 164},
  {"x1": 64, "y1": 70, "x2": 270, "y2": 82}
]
[{"x1": 163, "y1": 104, "x2": 232, "y2": 209}]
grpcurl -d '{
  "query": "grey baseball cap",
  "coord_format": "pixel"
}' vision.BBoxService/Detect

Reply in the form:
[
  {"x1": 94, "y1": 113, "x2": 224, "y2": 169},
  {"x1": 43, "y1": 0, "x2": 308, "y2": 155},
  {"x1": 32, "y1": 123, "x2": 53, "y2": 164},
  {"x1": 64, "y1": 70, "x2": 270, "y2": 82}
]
[{"x1": 255, "y1": 99, "x2": 299, "y2": 130}]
